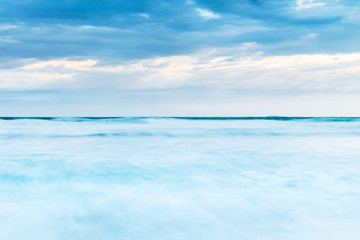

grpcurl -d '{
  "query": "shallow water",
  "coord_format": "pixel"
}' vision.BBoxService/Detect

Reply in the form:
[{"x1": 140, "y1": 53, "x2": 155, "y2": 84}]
[{"x1": 1, "y1": 117, "x2": 360, "y2": 240}]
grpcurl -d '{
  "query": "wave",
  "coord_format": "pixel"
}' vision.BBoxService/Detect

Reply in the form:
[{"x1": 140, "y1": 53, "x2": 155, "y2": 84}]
[
  {"x1": 172, "y1": 117, "x2": 360, "y2": 122},
  {"x1": 0, "y1": 117, "x2": 146, "y2": 122},
  {"x1": 3, "y1": 130, "x2": 360, "y2": 139},
  {"x1": 1, "y1": 116, "x2": 360, "y2": 122}
]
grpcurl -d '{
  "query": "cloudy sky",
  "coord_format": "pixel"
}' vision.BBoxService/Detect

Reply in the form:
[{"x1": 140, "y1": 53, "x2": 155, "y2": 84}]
[{"x1": 1, "y1": 0, "x2": 360, "y2": 116}]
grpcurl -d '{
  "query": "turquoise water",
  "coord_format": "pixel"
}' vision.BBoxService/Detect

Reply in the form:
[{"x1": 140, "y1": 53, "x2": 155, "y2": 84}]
[{"x1": 1, "y1": 117, "x2": 360, "y2": 240}]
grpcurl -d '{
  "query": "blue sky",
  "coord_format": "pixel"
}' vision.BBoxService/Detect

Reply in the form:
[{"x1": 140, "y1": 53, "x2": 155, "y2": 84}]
[{"x1": 1, "y1": 0, "x2": 360, "y2": 116}]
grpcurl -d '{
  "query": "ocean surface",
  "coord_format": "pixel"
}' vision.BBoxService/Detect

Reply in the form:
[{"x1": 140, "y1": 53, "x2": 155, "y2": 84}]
[{"x1": 1, "y1": 117, "x2": 360, "y2": 240}]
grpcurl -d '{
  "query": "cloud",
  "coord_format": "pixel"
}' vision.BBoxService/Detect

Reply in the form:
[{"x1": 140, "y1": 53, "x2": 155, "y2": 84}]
[
  {"x1": 2, "y1": 44, "x2": 360, "y2": 94},
  {"x1": 22, "y1": 59, "x2": 98, "y2": 70},
  {"x1": 296, "y1": 0, "x2": 325, "y2": 9},
  {"x1": 0, "y1": 0, "x2": 357, "y2": 62},
  {"x1": 0, "y1": 24, "x2": 18, "y2": 31},
  {"x1": 196, "y1": 8, "x2": 220, "y2": 20},
  {"x1": 0, "y1": 59, "x2": 97, "y2": 90},
  {"x1": 138, "y1": 13, "x2": 150, "y2": 19}
]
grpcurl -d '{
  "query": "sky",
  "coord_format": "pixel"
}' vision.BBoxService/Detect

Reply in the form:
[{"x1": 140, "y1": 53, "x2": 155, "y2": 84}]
[{"x1": 1, "y1": 0, "x2": 360, "y2": 116}]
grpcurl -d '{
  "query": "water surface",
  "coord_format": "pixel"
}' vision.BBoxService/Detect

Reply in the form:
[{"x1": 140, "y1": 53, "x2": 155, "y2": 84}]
[{"x1": 1, "y1": 117, "x2": 360, "y2": 240}]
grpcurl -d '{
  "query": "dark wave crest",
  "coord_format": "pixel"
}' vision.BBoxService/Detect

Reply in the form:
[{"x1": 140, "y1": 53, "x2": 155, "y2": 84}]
[{"x1": 1, "y1": 117, "x2": 360, "y2": 122}]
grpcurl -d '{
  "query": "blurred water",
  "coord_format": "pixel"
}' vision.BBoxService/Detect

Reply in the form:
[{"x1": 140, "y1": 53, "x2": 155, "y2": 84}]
[{"x1": 1, "y1": 117, "x2": 360, "y2": 240}]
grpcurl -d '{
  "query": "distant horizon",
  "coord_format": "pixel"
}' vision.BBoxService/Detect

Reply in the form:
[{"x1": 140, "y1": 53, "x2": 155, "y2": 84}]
[{"x1": 2, "y1": 116, "x2": 360, "y2": 119}]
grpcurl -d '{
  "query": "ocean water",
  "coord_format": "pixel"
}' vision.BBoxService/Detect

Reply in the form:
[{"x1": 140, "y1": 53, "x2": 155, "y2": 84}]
[{"x1": 1, "y1": 117, "x2": 360, "y2": 240}]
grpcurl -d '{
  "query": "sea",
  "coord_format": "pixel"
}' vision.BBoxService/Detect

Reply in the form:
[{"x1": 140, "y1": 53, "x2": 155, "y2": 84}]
[{"x1": 1, "y1": 117, "x2": 360, "y2": 240}]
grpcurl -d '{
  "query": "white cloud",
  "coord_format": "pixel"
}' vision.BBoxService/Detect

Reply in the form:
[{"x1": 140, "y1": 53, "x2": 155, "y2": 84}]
[
  {"x1": 2, "y1": 45, "x2": 360, "y2": 93},
  {"x1": 138, "y1": 13, "x2": 150, "y2": 19},
  {"x1": 296, "y1": 0, "x2": 325, "y2": 9},
  {"x1": 75, "y1": 25, "x2": 119, "y2": 32},
  {"x1": 213, "y1": 25, "x2": 273, "y2": 37},
  {"x1": 0, "y1": 59, "x2": 95, "y2": 90},
  {"x1": 0, "y1": 24, "x2": 18, "y2": 31},
  {"x1": 196, "y1": 8, "x2": 220, "y2": 20},
  {"x1": 22, "y1": 59, "x2": 98, "y2": 70}
]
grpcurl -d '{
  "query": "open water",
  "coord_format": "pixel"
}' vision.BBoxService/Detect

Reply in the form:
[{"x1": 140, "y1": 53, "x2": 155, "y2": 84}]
[{"x1": 1, "y1": 117, "x2": 360, "y2": 240}]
